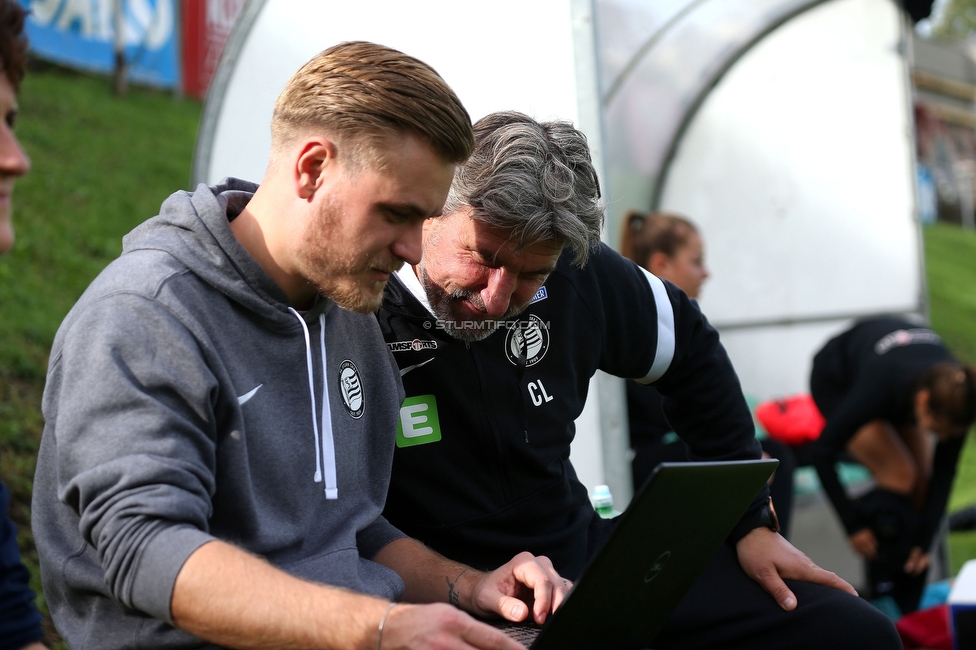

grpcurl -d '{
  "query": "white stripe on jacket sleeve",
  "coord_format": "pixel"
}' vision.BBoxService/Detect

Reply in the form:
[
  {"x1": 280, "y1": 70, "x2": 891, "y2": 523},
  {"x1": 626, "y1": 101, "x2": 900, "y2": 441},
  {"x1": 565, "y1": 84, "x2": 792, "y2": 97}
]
[{"x1": 637, "y1": 267, "x2": 675, "y2": 384}]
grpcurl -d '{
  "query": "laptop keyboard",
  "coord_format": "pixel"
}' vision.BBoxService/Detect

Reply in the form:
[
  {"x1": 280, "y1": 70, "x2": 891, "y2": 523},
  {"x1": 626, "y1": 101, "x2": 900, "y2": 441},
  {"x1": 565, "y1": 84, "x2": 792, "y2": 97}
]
[{"x1": 493, "y1": 620, "x2": 541, "y2": 647}]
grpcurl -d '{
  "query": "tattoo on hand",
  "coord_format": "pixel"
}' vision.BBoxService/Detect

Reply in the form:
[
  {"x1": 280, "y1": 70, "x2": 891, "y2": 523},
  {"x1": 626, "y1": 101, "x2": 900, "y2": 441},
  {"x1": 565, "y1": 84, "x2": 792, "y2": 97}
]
[{"x1": 446, "y1": 568, "x2": 467, "y2": 607}]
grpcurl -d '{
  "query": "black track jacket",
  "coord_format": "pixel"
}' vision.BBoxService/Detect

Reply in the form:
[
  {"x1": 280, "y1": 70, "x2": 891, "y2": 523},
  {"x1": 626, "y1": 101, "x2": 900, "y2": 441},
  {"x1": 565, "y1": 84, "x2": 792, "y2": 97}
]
[
  {"x1": 376, "y1": 243, "x2": 765, "y2": 579},
  {"x1": 809, "y1": 317, "x2": 963, "y2": 551}
]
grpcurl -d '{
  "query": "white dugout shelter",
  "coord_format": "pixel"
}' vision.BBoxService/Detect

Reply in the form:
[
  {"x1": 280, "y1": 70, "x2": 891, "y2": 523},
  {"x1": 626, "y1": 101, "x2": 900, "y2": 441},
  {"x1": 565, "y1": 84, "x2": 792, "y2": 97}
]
[{"x1": 193, "y1": 0, "x2": 925, "y2": 511}]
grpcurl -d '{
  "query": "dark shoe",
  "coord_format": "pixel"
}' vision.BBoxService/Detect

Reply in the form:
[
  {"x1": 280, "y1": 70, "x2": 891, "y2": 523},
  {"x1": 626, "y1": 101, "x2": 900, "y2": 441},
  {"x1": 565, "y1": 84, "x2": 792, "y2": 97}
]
[{"x1": 949, "y1": 504, "x2": 976, "y2": 531}]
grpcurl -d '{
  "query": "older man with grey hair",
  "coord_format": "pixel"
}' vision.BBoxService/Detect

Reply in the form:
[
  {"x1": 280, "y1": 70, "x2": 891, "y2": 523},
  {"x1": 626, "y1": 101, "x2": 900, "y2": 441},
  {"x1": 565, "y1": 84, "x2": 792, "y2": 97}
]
[{"x1": 377, "y1": 110, "x2": 901, "y2": 649}]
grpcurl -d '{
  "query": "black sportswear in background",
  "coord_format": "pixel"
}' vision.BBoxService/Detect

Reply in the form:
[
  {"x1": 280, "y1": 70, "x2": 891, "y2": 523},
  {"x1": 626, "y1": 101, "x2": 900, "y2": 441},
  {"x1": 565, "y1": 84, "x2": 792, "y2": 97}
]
[{"x1": 808, "y1": 316, "x2": 962, "y2": 552}]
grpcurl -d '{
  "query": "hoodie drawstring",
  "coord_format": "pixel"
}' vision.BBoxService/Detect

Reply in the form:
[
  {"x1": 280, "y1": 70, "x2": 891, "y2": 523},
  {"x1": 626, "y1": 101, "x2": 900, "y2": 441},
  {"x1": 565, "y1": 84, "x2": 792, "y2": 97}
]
[
  {"x1": 317, "y1": 315, "x2": 338, "y2": 499},
  {"x1": 289, "y1": 308, "x2": 339, "y2": 500}
]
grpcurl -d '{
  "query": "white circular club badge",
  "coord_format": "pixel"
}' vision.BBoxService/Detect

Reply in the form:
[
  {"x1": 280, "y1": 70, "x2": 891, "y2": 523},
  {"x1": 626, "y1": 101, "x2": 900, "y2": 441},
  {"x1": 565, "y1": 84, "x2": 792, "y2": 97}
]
[
  {"x1": 338, "y1": 360, "x2": 365, "y2": 419},
  {"x1": 504, "y1": 315, "x2": 550, "y2": 367}
]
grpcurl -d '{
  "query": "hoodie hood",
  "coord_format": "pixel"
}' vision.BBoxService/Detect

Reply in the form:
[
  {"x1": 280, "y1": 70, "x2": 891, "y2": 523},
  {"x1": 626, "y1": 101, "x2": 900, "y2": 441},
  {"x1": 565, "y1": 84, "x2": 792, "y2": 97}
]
[{"x1": 122, "y1": 178, "x2": 329, "y2": 324}]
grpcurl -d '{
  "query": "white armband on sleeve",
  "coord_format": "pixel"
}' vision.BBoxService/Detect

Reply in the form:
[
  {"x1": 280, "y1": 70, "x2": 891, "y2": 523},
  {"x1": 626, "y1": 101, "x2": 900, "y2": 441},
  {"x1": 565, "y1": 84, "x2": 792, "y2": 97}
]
[{"x1": 636, "y1": 267, "x2": 675, "y2": 384}]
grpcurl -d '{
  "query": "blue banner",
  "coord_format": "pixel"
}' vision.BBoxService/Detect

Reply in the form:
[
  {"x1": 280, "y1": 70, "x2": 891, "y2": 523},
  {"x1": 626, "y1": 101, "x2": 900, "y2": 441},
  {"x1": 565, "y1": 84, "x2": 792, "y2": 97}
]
[{"x1": 20, "y1": 0, "x2": 178, "y2": 88}]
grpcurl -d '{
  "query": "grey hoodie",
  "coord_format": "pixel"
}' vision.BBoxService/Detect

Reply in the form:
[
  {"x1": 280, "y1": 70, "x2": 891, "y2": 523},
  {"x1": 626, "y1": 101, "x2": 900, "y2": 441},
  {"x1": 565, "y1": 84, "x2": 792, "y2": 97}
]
[{"x1": 32, "y1": 179, "x2": 406, "y2": 649}]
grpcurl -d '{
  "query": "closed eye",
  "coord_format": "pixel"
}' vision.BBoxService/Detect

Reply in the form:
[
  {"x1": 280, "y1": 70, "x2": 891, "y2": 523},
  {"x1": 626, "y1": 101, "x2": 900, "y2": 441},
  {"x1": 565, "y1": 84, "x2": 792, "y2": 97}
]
[{"x1": 385, "y1": 208, "x2": 426, "y2": 226}]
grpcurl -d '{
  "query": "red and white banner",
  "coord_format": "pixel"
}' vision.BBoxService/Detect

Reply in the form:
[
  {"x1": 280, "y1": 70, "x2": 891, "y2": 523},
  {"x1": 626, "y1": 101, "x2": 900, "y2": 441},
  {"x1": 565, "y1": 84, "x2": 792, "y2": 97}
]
[{"x1": 181, "y1": 0, "x2": 245, "y2": 99}]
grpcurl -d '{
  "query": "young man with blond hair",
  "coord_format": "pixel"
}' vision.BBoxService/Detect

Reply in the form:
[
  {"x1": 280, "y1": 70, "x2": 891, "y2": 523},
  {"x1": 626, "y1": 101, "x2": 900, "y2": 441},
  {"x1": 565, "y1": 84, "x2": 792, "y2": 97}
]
[{"x1": 32, "y1": 43, "x2": 567, "y2": 650}]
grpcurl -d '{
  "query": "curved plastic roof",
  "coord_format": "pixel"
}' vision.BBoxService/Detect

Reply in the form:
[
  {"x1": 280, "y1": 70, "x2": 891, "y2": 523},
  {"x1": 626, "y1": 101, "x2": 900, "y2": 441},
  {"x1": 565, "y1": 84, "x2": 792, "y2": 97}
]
[{"x1": 596, "y1": 0, "x2": 828, "y2": 210}]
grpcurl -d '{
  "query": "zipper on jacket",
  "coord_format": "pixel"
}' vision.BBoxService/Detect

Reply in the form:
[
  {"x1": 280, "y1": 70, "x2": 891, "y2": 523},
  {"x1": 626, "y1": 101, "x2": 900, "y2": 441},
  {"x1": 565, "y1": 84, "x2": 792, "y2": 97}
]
[{"x1": 466, "y1": 341, "x2": 518, "y2": 504}]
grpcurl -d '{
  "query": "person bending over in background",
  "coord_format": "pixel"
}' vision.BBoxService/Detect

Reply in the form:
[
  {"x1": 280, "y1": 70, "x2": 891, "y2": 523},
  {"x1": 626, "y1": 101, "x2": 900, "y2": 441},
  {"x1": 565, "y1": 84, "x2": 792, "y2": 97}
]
[
  {"x1": 0, "y1": 1, "x2": 48, "y2": 648},
  {"x1": 804, "y1": 316, "x2": 976, "y2": 614},
  {"x1": 620, "y1": 210, "x2": 797, "y2": 538}
]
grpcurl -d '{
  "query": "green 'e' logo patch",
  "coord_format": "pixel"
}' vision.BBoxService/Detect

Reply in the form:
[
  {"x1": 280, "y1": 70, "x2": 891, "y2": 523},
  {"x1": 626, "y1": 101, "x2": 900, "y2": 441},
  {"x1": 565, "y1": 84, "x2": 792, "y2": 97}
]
[{"x1": 396, "y1": 395, "x2": 442, "y2": 447}]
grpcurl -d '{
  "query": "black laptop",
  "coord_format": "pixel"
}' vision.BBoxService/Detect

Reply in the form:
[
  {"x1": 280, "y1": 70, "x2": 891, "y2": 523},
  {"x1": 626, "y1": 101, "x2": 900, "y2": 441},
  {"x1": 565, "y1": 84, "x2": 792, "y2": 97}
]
[{"x1": 496, "y1": 459, "x2": 778, "y2": 649}]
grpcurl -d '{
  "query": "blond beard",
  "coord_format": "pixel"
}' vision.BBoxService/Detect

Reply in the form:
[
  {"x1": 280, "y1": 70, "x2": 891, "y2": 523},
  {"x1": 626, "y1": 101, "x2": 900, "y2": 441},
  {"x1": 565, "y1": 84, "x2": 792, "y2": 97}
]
[{"x1": 295, "y1": 195, "x2": 398, "y2": 314}]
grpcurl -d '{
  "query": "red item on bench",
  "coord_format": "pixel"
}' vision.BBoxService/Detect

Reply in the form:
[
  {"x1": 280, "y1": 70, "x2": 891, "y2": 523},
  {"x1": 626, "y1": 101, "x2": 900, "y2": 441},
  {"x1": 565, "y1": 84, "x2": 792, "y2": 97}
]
[
  {"x1": 895, "y1": 604, "x2": 952, "y2": 650},
  {"x1": 754, "y1": 394, "x2": 825, "y2": 446}
]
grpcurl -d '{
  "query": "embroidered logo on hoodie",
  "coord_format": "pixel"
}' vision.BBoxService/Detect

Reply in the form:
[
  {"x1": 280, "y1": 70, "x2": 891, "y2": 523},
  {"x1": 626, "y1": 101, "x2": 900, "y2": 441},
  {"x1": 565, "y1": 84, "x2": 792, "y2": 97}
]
[
  {"x1": 237, "y1": 384, "x2": 263, "y2": 405},
  {"x1": 338, "y1": 360, "x2": 365, "y2": 419}
]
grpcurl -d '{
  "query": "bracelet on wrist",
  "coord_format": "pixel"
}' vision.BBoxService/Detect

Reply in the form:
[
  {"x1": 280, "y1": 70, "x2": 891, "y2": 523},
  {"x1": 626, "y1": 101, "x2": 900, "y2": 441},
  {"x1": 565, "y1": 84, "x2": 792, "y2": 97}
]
[{"x1": 377, "y1": 601, "x2": 397, "y2": 650}]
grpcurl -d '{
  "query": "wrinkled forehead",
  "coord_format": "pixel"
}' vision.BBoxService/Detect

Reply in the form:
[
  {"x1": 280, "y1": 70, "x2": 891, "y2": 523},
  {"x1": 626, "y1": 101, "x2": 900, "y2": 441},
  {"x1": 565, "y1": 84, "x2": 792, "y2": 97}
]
[{"x1": 451, "y1": 209, "x2": 563, "y2": 268}]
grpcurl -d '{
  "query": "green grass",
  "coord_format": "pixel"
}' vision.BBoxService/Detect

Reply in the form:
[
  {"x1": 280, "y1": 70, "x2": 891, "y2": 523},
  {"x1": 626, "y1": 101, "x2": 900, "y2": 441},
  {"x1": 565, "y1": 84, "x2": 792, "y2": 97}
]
[
  {"x1": 0, "y1": 64, "x2": 201, "y2": 647},
  {"x1": 0, "y1": 64, "x2": 201, "y2": 379},
  {"x1": 927, "y1": 222, "x2": 976, "y2": 574},
  {"x1": 925, "y1": 222, "x2": 976, "y2": 368}
]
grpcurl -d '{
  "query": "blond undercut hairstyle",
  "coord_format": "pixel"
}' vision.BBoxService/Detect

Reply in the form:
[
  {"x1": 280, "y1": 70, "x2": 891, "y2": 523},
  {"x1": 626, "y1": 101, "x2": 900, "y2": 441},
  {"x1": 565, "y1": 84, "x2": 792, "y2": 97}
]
[{"x1": 271, "y1": 41, "x2": 473, "y2": 169}]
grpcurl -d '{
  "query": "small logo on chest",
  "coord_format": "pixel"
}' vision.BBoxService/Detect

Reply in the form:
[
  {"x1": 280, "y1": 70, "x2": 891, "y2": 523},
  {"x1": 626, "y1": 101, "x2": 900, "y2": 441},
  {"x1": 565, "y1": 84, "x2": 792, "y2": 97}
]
[
  {"x1": 338, "y1": 360, "x2": 365, "y2": 419},
  {"x1": 504, "y1": 315, "x2": 550, "y2": 367},
  {"x1": 388, "y1": 339, "x2": 438, "y2": 353}
]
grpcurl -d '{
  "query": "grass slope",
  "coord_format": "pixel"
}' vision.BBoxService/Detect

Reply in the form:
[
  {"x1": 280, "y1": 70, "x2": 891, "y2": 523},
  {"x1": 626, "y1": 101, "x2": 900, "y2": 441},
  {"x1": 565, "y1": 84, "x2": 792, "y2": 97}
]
[
  {"x1": 926, "y1": 222, "x2": 976, "y2": 369},
  {"x1": 0, "y1": 65, "x2": 201, "y2": 647},
  {"x1": 0, "y1": 65, "x2": 201, "y2": 378},
  {"x1": 926, "y1": 222, "x2": 976, "y2": 572}
]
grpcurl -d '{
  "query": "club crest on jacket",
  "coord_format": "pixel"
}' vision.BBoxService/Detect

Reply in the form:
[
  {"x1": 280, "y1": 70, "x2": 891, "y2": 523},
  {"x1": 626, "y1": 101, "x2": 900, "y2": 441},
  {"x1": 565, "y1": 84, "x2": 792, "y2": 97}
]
[{"x1": 504, "y1": 315, "x2": 550, "y2": 367}]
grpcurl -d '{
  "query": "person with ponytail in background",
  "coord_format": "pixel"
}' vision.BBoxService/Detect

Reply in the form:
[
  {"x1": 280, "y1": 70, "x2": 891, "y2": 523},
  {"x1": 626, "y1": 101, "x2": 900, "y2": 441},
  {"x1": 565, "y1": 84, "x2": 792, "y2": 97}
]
[{"x1": 620, "y1": 210, "x2": 797, "y2": 538}]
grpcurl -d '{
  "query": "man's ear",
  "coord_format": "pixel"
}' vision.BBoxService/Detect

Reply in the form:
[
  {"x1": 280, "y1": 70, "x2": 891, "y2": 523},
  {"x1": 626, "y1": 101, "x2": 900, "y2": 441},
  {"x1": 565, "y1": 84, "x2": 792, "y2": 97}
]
[{"x1": 295, "y1": 139, "x2": 338, "y2": 200}]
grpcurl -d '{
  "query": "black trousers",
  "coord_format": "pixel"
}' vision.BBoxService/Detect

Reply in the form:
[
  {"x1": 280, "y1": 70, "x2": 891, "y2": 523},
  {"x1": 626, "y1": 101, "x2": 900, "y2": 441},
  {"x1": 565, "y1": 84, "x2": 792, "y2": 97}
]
[{"x1": 653, "y1": 543, "x2": 901, "y2": 649}]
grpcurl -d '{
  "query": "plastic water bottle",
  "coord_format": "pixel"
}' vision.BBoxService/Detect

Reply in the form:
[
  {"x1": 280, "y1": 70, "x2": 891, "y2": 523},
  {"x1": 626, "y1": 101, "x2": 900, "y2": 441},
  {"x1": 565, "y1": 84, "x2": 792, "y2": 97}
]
[{"x1": 592, "y1": 484, "x2": 618, "y2": 518}]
